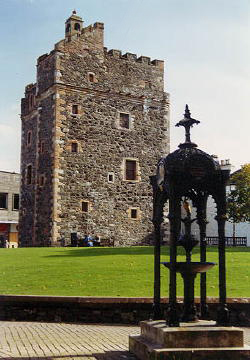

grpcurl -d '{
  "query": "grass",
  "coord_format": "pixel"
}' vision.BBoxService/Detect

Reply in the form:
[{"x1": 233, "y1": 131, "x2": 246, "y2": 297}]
[{"x1": 0, "y1": 246, "x2": 249, "y2": 297}]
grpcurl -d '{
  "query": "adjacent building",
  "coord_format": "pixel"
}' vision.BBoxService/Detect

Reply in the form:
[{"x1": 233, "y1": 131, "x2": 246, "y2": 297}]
[
  {"x1": 19, "y1": 11, "x2": 170, "y2": 247},
  {"x1": 0, "y1": 171, "x2": 20, "y2": 248}
]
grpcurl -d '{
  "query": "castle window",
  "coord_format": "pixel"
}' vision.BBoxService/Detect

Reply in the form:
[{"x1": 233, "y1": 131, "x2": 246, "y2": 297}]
[
  {"x1": 74, "y1": 23, "x2": 80, "y2": 31},
  {"x1": 27, "y1": 131, "x2": 32, "y2": 146},
  {"x1": 28, "y1": 95, "x2": 34, "y2": 110},
  {"x1": 81, "y1": 201, "x2": 89, "y2": 213},
  {"x1": 131, "y1": 209, "x2": 138, "y2": 219},
  {"x1": 128, "y1": 207, "x2": 140, "y2": 220},
  {"x1": 108, "y1": 172, "x2": 114, "y2": 183},
  {"x1": 72, "y1": 104, "x2": 78, "y2": 115},
  {"x1": 0, "y1": 193, "x2": 8, "y2": 209},
  {"x1": 119, "y1": 113, "x2": 130, "y2": 129},
  {"x1": 125, "y1": 159, "x2": 137, "y2": 181},
  {"x1": 27, "y1": 165, "x2": 32, "y2": 185},
  {"x1": 12, "y1": 194, "x2": 19, "y2": 210},
  {"x1": 40, "y1": 141, "x2": 45, "y2": 153},
  {"x1": 88, "y1": 73, "x2": 95, "y2": 83},
  {"x1": 71, "y1": 142, "x2": 78, "y2": 153}
]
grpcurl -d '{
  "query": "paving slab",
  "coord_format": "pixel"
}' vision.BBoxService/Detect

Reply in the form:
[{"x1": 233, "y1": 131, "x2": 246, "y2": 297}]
[
  {"x1": 0, "y1": 322, "x2": 140, "y2": 359},
  {"x1": 0, "y1": 321, "x2": 249, "y2": 360}
]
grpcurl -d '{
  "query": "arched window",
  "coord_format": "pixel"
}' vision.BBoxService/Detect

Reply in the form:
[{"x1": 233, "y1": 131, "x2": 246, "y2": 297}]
[
  {"x1": 74, "y1": 23, "x2": 80, "y2": 31},
  {"x1": 66, "y1": 24, "x2": 71, "y2": 33}
]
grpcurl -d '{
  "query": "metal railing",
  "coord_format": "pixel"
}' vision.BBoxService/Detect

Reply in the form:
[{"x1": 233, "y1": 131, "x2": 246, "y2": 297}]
[{"x1": 206, "y1": 236, "x2": 247, "y2": 247}]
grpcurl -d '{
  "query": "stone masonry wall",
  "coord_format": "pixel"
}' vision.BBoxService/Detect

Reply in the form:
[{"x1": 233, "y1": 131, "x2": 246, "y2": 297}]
[
  {"x1": 0, "y1": 296, "x2": 249, "y2": 326},
  {"x1": 20, "y1": 13, "x2": 170, "y2": 246},
  {"x1": 20, "y1": 84, "x2": 38, "y2": 246},
  {"x1": 55, "y1": 89, "x2": 168, "y2": 245},
  {"x1": 34, "y1": 93, "x2": 55, "y2": 246},
  {"x1": 51, "y1": 22, "x2": 169, "y2": 245}
]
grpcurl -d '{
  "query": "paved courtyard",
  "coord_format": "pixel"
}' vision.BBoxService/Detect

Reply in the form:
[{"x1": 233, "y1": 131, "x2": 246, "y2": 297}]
[
  {"x1": 0, "y1": 321, "x2": 249, "y2": 359},
  {"x1": 0, "y1": 322, "x2": 139, "y2": 359}
]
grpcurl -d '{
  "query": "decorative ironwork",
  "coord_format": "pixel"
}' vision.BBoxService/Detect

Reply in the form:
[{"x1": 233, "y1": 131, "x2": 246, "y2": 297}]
[
  {"x1": 176, "y1": 104, "x2": 200, "y2": 147},
  {"x1": 151, "y1": 105, "x2": 231, "y2": 326}
]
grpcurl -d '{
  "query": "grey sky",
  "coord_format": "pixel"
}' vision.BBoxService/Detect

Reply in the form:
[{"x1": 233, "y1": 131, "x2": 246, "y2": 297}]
[{"x1": 0, "y1": 0, "x2": 249, "y2": 172}]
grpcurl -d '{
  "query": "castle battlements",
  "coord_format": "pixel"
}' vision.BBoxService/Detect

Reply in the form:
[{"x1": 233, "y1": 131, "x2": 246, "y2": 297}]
[
  {"x1": 82, "y1": 22, "x2": 104, "y2": 33},
  {"x1": 36, "y1": 12, "x2": 163, "y2": 71},
  {"x1": 106, "y1": 49, "x2": 164, "y2": 69}
]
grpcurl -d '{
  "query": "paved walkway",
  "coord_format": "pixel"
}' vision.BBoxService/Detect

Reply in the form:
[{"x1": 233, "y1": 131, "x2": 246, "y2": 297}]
[
  {"x1": 0, "y1": 322, "x2": 139, "y2": 359},
  {"x1": 0, "y1": 321, "x2": 249, "y2": 359}
]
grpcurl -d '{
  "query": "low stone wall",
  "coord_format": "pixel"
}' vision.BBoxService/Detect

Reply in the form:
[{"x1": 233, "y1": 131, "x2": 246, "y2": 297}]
[{"x1": 0, "y1": 295, "x2": 249, "y2": 326}]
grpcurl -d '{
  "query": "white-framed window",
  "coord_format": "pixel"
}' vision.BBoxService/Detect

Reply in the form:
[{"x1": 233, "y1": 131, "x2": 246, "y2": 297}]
[
  {"x1": 119, "y1": 112, "x2": 130, "y2": 129},
  {"x1": 124, "y1": 159, "x2": 138, "y2": 181},
  {"x1": 88, "y1": 72, "x2": 96, "y2": 83},
  {"x1": 81, "y1": 200, "x2": 90, "y2": 213},
  {"x1": 107, "y1": 172, "x2": 114, "y2": 183}
]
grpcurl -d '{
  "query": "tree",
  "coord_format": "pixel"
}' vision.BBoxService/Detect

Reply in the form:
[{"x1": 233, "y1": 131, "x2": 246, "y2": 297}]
[{"x1": 227, "y1": 163, "x2": 250, "y2": 223}]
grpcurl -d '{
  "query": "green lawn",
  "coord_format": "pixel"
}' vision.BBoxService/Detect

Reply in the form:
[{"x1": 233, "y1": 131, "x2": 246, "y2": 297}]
[{"x1": 0, "y1": 246, "x2": 249, "y2": 297}]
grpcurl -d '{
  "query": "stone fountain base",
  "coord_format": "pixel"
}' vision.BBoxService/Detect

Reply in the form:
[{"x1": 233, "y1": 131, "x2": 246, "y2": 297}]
[{"x1": 129, "y1": 320, "x2": 250, "y2": 359}]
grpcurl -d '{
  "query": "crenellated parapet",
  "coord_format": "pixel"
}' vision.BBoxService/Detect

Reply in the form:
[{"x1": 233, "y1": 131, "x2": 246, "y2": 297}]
[
  {"x1": 21, "y1": 83, "x2": 37, "y2": 116},
  {"x1": 106, "y1": 49, "x2": 164, "y2": 69},
  {"x1": 82, "y1": 22, "x2": 104, "y2": 33}
]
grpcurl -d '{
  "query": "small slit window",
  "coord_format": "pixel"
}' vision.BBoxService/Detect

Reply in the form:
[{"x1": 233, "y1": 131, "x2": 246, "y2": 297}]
[
  {"x1": 125, "y1": 160, "x2": 137, "y2": 181},
  {"x1": 39, "y1": 175, "x2": 45, "y2": 187},
  {"x1": 81, "y1": 201, "x2": 89, "y2": 213},
  {"x1": 72, "y1": 104, "x2": 78, "y2": 115},
  {"x1": 40, "y1": 141, "x2": 45, "y2": 153},
  {"x1": 119, "y1": 113, "x2": 130, "y2": 129},
  {"x1": 71, "y1": 142, "x2": 78, "y2": 153},
  {"x1": 27, "y1": 131, "x2": 32, "y2": 146},
  {"x1": 29, "y1": 95, "x2": 34, "y2": 110},
  {"x1": 27, "y1": 165, "x2": 32, "y2": 185}
]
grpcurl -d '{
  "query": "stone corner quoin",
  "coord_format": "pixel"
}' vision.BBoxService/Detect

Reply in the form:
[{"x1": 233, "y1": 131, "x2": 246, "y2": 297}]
[{"x1": 19, "y1": 11, "x2": 170, "y2": 247}]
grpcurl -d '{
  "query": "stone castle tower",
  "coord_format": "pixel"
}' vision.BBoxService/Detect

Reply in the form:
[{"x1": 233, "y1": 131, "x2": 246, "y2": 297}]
[{"x1": 20, "y1": 11, "x2": 169, "y2": 247}]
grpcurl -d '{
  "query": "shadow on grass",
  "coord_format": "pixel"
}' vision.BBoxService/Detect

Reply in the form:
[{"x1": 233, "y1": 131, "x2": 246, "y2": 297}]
[
  {"x1": 44, "y1": 246, "x2": 156, "y2": 258},
  {"x1": 43, "y1": 246, "x2": 250, "y2": 259}
]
